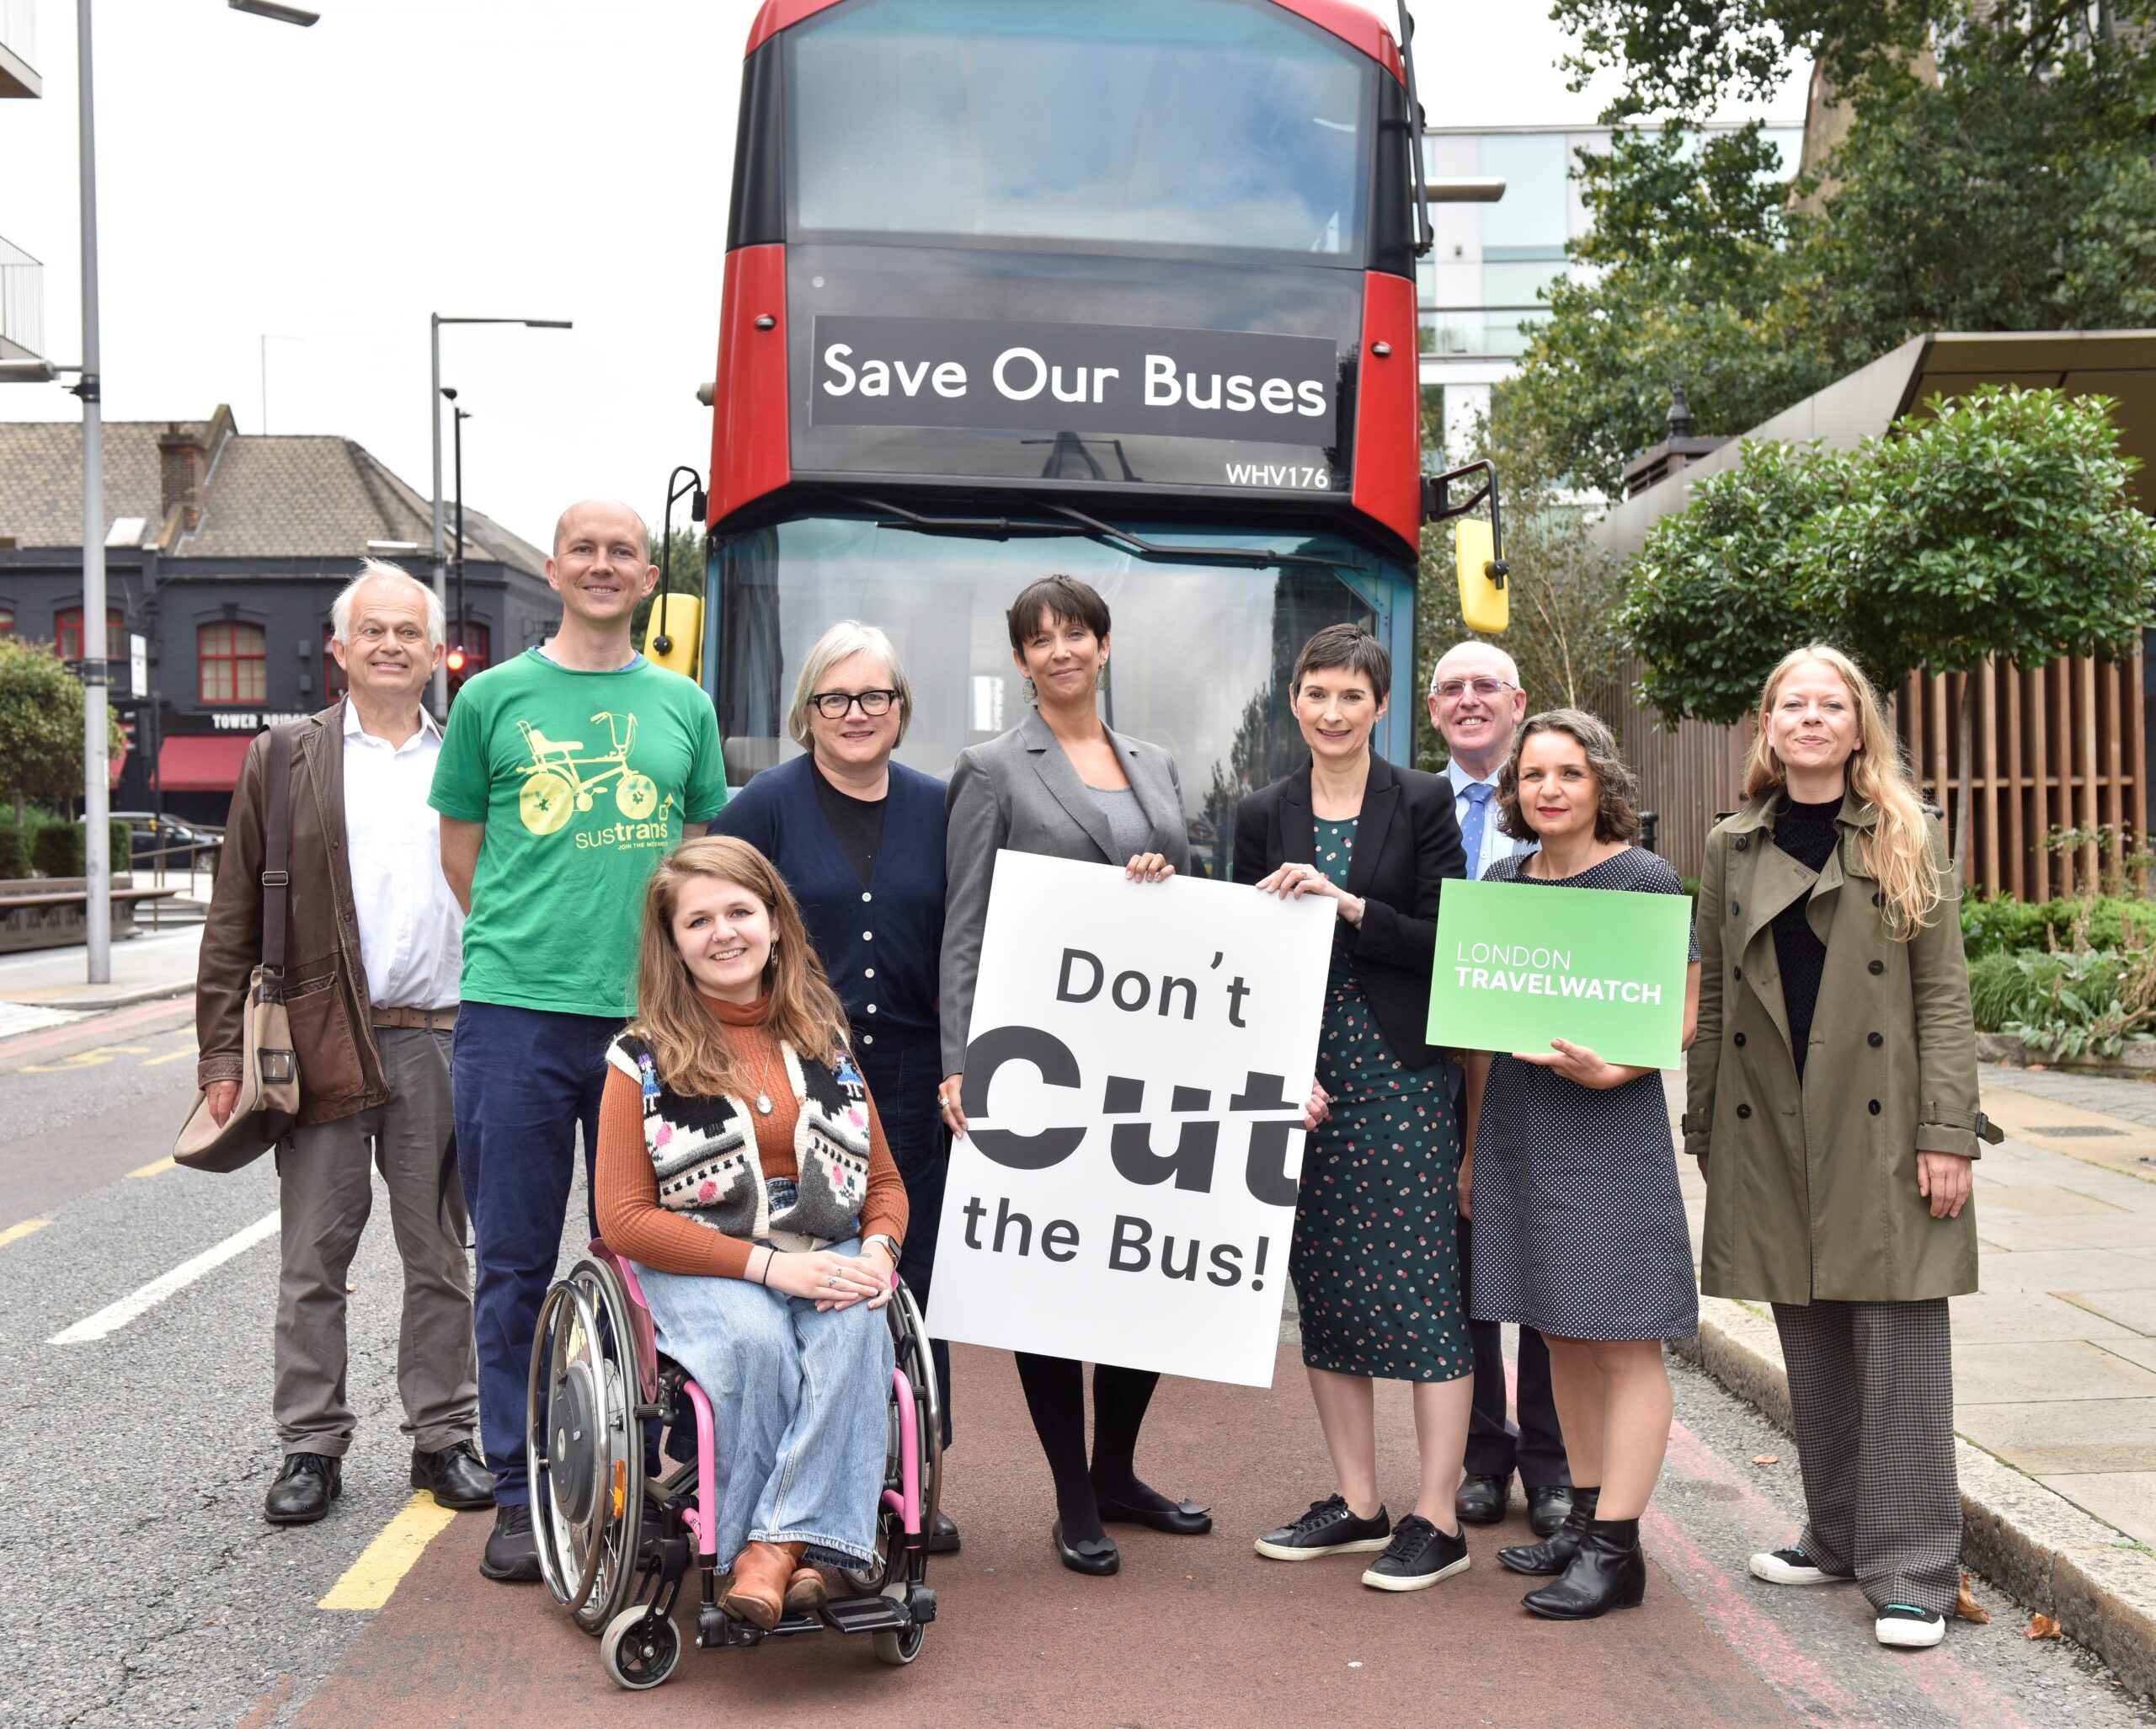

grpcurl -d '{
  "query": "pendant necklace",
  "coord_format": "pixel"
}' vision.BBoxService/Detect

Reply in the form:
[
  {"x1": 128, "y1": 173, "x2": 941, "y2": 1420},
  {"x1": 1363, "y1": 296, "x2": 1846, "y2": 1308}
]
[{"x1": 751, "y1": 1041, "x2": 779, "y2": 1116}]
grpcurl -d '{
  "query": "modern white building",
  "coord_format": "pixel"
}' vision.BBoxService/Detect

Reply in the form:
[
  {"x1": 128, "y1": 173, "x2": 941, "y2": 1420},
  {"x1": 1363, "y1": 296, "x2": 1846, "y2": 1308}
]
[{"x1": 1418, "y1": 120, "x2": 1803, "y2": 462}]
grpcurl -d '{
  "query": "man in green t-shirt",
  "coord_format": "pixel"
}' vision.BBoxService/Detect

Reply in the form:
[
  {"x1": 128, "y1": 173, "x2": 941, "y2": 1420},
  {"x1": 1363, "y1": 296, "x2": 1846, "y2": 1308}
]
[{"x1": 430, "y1": 498, "x2": 728, "y2": 1582}]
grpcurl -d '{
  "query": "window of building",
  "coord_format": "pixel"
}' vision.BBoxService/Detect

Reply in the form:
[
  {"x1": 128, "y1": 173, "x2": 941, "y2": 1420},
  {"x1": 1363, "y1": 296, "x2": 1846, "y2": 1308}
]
[
  {"x1": 448, "y1": 618, "x2": 490, "y2": 675},
  {"x1": 199, "y1": 620, "x2": 268, "y2": 703},
  {"x1": 0, "y1": 606, "x2": 13, "y2": 636},
  {"x1": 55, "y1": 606, "x2": 125, "y2": 663}
]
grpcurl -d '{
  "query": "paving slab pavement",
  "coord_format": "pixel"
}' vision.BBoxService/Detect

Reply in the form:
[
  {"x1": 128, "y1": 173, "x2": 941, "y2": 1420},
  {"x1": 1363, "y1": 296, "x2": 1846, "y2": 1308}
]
[
  {"x1": 0, "y1": 921, "x2": 202, "y2": 1010},
  {"x1": 1673, "y1": 1057, "x2": 2156, "y2": 1697}
]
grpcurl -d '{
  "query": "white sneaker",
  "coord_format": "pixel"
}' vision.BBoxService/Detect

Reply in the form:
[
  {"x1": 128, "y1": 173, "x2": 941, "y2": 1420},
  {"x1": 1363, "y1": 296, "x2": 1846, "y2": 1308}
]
[
  {"x1": 1875, "y1": 1605, "x2": 1947, "y2": 1648},
  {"x1": 1749, "y1": 1546, "x2": 1833, "y2": 1585}
]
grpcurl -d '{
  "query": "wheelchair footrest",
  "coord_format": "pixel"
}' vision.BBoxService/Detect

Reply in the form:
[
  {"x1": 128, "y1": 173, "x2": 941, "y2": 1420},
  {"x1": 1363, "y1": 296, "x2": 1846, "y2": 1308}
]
[{"x1": 819, "y1": 1594, "x2": 912, "y2": 1635}]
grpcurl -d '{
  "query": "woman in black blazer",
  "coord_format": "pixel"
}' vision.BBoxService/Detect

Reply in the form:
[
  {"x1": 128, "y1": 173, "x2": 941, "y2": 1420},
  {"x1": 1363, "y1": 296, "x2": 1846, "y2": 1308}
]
[{"x1": 1235, "y1": 623, "x2": 1475, "y2": 1594}]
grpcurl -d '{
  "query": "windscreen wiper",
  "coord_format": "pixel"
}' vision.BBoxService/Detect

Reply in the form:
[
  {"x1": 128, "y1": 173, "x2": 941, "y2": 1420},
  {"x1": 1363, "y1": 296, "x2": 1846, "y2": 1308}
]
[{"x1": 841, "y1": 492, "x2": 1346, "y2": 572}]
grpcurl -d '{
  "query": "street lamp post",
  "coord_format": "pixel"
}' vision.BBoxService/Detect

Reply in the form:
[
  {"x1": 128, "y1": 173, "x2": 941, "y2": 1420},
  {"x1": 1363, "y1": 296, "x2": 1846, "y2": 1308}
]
[
  {"x1": 428, "y1": 314, "x2": 569, "y2": 713},
  {"x1": 71, "y1": 0, "x2": 312, "y2": 985},
  {"x1": 441, "y1": 386, "x2": 470, "y2": 675}
]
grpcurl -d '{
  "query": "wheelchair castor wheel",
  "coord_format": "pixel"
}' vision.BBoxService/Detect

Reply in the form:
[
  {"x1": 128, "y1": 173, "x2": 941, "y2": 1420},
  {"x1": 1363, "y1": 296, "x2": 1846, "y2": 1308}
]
[
  {"x1": 601, "y1": 1607, "x2": 681, "y2": 1690},
  {"x1": 873, "y1": 1621, "x2": 926, "y2": 1668}
]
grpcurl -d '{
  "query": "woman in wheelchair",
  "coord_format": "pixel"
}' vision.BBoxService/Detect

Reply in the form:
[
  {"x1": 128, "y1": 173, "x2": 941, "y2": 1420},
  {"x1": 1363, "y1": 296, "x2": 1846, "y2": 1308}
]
[{"x1": 595, "y1": 835, "x2": 909, "y2": 1631}]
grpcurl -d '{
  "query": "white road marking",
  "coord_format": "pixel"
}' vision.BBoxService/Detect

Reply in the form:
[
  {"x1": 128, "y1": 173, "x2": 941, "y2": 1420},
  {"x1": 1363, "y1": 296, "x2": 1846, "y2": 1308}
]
[
  {"x1": 50, "y1": 1209, "x2": 280, "y2": 1344},
  {"x1": 0, "y1": 1003, "x2": 83, "y2": 1040}
]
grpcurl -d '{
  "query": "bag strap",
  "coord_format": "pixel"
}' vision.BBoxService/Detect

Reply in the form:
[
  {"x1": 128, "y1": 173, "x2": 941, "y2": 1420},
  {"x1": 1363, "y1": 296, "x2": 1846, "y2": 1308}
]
[{"x1": 259, "y1": 724, "x2": 293, "y2": 983}]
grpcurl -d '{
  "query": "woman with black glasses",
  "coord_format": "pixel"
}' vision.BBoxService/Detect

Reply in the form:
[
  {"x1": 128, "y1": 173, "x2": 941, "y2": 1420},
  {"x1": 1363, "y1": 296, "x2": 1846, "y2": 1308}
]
[{"x1": 713, "y1": 618, "x2": 960, "y2": 1554}]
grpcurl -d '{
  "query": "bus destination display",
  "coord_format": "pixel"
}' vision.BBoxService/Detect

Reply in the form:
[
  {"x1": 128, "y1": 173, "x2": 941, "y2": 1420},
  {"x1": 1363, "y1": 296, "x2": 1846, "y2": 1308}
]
[{"x1": 810, "y1": 316, "x2": 1338, "y2": 448}]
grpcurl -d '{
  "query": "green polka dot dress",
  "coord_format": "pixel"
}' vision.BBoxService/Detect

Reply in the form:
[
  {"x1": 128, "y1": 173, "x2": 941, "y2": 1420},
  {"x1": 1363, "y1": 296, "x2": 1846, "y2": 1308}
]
[{"x1": 1289, "y1": 817, "x2": 1470, "y2": 1384}]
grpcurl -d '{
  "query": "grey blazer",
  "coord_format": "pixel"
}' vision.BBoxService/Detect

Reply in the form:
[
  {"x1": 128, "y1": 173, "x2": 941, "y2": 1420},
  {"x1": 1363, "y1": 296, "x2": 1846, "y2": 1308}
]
[{"x1": 939, "y1": 710, "x2": 1191, "y2": 1075}]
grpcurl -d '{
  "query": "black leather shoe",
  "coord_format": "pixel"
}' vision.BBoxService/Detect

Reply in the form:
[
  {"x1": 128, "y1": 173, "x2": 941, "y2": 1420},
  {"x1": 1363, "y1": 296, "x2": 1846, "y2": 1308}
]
[
  {"x1": 411, "y1": 1440, "x2": 495, "y2": 1511},
  {"x1": 1527, "y1": 1484, "x2": 1574, "y2": 1538},
  {"x1": 1522, "y1": 1524, "x2": 1646, "y2": 1620},
  {"x1": 480, "y1": 1503, "x2": 542, "y2": 1582},
  {"x1": 264, "y1": 1452, "x2": 341, "y2": 1525},
  {"x1": 927, "y1": 1511, "x2": 961, "y2": 1554},
  {"x1": 1500, "y1": 1486, "x2": 1598, "y2": 1577},
  {"x1": 1052, "y1": 1521, "x2": 1120, "y2": 1576},
  {"x1": 1095, "y1": 1492, "x2": 1213, "y2": 1535},
  {"x1": 1454, "y1": 1472, "x2": 1508, "y2": 1526}
]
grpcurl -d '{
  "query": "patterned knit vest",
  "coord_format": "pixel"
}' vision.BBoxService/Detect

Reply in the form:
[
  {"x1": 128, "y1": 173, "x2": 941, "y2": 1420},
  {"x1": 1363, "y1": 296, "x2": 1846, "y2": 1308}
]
[{"x1": 603, "y1": 1032, "x2": 873, "y2": 1249}]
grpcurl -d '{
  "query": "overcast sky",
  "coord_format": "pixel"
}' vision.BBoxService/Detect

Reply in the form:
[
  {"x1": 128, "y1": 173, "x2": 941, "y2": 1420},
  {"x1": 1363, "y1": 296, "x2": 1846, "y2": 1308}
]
[{"x1": 0, "y1": 2, "x2": 1803, "y2": 551}]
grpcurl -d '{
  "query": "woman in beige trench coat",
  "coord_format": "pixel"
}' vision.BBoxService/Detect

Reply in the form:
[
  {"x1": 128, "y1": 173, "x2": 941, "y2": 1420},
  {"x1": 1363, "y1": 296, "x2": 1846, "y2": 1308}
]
[{"x1": 1685, "y1": 644, "x2": 1999, "y2": 1652}]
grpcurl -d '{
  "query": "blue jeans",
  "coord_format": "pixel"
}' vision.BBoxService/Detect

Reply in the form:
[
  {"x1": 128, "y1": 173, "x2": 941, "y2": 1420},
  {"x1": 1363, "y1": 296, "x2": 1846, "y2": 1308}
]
[
  {"x1": 860, "y1": 1035, "x2": 953, "y2": 1447},
  {"x1": 453, "y1": 1000, "x2": 620, "y2": 1506},
  {"x1": 632, "y1": 1230, "x2": 895, "y2": 1567}
]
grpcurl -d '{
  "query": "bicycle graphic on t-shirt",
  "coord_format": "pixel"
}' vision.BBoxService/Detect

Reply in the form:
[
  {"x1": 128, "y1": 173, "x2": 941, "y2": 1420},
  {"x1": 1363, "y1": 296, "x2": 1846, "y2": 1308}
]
[{"x1": 515, "y1": 710, "x2": 660, "y2": 835}]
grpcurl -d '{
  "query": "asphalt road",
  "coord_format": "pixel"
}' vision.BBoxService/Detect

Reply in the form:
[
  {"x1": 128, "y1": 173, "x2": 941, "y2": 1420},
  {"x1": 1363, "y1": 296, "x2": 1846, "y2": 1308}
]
[{"x1": 3, "y1": 1003, "x2": 2153, "y2": 1728}]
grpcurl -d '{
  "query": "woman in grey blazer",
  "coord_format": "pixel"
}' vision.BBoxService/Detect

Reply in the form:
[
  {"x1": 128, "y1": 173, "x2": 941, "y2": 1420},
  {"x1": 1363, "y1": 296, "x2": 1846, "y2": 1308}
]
[{"x1": 936, "y1": 574, "x2": 1205, "y2": 1577}]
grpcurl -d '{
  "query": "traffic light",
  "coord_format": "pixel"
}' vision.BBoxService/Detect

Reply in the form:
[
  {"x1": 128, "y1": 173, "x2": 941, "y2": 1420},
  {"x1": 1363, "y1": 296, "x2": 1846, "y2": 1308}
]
[{"x1": 446, "y1": 645, "x2": 467, "y2": 674}]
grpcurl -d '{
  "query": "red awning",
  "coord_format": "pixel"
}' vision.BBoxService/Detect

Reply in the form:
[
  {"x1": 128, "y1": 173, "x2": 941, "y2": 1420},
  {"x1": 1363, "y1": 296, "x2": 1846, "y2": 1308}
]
[{"x1": 157, "y1": 734, "x2": 253, "y2": 793}]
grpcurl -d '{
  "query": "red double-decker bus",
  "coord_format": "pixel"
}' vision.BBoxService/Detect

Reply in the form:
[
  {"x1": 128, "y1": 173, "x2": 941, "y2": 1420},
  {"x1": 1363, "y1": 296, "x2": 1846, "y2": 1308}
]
[{"x1": 687, "y1": 0, "x2": 1495, "y2": 876}]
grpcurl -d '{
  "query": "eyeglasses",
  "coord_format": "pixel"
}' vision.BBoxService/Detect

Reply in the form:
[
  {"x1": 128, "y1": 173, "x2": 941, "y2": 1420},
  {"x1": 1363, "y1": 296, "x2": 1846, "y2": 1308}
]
[
  {"x1": 808, "y1": 688, "x2": 901, "y2": 719},
  {"x1": 1432, "y1": 676, "x2": 1514, "y2": 702}
]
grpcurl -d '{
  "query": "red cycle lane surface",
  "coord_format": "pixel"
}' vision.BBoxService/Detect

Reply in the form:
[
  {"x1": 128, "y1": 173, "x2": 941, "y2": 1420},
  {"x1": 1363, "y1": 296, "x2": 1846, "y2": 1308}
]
[{"x1": 294, "y1": 1345, "x2": 1799, "y2": 1729}]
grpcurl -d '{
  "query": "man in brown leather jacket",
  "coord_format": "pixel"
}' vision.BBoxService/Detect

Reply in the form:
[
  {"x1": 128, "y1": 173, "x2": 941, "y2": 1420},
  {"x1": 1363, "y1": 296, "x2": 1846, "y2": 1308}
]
[{"x1": 197, "y1": 560, "x2": 493, "y2": 1525}]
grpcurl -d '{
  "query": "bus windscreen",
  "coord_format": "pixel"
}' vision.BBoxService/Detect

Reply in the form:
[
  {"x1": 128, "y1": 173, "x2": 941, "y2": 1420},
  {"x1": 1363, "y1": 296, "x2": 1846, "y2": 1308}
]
[
  {"x1": 716, "y1": 512, "x2": 1396, "y2": 877},
  {"x1": 786, "y1": 0, "x2": 1374, "y2": 259}
]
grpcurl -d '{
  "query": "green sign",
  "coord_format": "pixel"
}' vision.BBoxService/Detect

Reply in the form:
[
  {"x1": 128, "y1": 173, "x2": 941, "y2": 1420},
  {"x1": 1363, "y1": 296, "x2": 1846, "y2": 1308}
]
[{"x1": 1426, "y1": 878, "x2": 1693, "y2": 1070}]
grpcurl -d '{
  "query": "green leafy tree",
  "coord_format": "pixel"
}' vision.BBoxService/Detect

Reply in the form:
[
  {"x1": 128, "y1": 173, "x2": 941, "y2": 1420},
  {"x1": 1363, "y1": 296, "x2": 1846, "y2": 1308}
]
[
  {"x1": 1508, "y1": 6, "x2": 2156, "y2": 496},
  {"x1": 1547, "y1": 0, "x2": 2140, "y2": 120},
  {"x1": 1625, "y1": 387, "x2": 2156, "y2": 871},
  {"x1": 0, "y1": 637, "x2": 125, "y2": 824},
  {"x1": 1502, "y1": 122, "x2": 1835, "y2": 498},
  {"x1": 1620, "y1": 437, "x2": 1849, "y2": 725},
  {"x1": 1787, "y1": 45, "x2": 2156, "y2": 360},
  {"x1": 1812, "y1": 387, "x2": 2156, "y2": 862},
  {"x1": 1417, "y1": 405, "x2": 1630, "y2": 767}
]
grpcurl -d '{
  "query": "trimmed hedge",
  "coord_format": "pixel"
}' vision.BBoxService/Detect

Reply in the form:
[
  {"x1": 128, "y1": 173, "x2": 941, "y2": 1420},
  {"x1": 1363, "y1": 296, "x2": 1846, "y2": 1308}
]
[
  {"x1": 24, "y1": 817, "x2": 133, "y2": 879},
  {"x1": 0, "y1": 814, "x2": 27, "y2": 880}
]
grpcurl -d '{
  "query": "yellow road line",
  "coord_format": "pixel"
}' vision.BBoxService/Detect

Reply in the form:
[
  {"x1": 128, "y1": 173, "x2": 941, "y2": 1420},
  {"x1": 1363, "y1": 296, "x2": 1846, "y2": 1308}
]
[
  {"x1": 318, "y1": 1492, "x2": 459, "y2": 1611},
  {"x1": 126, "y1": 1155, "x2": 177, "y2": 1179},
  {"x1": 141, "y1": 1049, "x2": 196, "y2": 1067},
  {"x1": 0, "y1": 1218, "x2": 53, "y2": 1248},
  {"x1": 22, "y1": 1043, "x2": 150, "y2": 1074}
]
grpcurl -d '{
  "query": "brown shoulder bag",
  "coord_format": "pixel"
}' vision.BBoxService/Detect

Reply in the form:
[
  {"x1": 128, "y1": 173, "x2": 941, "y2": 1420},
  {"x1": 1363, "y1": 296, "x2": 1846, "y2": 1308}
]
[{"x1": 173, "y1": 725, "x2": 301, "y2": 1171}]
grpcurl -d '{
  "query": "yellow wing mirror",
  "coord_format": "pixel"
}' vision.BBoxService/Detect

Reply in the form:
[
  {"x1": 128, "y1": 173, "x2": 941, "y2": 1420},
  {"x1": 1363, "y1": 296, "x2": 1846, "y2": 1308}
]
[
  {"x1": 643, "y1": 593, "x2": 702, "y2": 678},
  {"x1": 1422, "y1": 459, "x2": 1510, "y2": 636},
  {"x1": 643, "y1": 466, "x2": 708, "y2": 680}
]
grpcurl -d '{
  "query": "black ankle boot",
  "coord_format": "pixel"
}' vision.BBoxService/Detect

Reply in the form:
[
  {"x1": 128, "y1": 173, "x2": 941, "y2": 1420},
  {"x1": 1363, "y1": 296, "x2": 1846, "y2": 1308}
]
[
  {"x1": 1498, "y1": 1485, "x2": 1599, "y2": 1577},
  {"x1": 1521, "y1": 1517, "x2": 1646, "y2": 1620}
]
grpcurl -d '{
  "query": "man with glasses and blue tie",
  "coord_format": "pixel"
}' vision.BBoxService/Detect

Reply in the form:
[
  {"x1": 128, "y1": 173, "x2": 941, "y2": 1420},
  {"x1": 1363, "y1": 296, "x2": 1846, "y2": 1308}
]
[{"x1": 1427, "y1": 641, "x2": 1574, "y2": 1542}]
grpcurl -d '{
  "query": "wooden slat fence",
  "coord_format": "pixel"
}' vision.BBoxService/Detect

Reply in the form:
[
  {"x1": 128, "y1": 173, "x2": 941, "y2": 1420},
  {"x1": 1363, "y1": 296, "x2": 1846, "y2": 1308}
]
[{"x1": 1613, "y1": 648, "x2": 2148, "y2": 896}]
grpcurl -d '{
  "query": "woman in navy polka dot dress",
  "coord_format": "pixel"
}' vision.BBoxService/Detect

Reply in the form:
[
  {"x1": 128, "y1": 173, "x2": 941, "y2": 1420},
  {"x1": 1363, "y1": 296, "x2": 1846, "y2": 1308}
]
[
  {"x1": 1234, "y1": 624, "x2": 1476, "y2": 1593},
  {"x1": 1463, "y1": 710, "x2": 1700, "y2": 1624}
]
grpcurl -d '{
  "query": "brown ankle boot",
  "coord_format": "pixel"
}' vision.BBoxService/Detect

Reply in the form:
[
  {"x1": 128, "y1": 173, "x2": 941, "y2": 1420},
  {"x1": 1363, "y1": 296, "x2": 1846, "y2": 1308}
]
[
  {"x1": 784, "y1": 1561, "x2": 828, "y2": 1614},
  {"x1": 720, "y1": 1540, "x2": 803, "y2": 1630}
]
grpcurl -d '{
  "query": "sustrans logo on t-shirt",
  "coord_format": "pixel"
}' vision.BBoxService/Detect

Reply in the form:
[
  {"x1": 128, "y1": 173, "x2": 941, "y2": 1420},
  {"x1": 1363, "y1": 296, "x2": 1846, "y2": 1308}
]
[{"x1": 513, "y1": 710, "x2": 673, "y2": 851}]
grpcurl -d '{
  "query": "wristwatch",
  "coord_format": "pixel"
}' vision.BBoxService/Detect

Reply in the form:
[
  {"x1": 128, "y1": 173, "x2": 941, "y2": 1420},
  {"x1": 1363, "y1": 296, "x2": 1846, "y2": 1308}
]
[{"x1": 862, "y1": 1233, "x2": 903, "y2": 1265}]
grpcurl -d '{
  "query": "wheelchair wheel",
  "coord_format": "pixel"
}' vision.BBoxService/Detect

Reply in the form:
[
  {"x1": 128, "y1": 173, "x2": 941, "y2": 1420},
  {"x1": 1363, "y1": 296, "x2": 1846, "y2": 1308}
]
[
  {"x1": 528, "y1": 1256, "x2": 646, "y2": 1635},
  {"x1": 843, "y1": 1280, "x2": 944, "y2": 1595},
  {"x1": 873, "y1": 1622, "x2": 925, "y2": 1668},
  {"x1": 601, "y1": 1606, "x2": 680, "y2": 1690}
]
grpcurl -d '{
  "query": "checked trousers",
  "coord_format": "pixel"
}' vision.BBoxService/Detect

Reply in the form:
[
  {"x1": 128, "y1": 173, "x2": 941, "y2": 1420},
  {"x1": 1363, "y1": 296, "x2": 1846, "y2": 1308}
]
[{"x1": 1771, "y1": 1296, "x2": 1961, "y2": 1615}]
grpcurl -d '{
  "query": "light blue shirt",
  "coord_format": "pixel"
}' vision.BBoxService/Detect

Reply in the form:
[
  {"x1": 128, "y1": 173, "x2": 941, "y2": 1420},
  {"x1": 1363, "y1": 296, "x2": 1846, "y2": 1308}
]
[{"x1": 1444, "y1": 756, "x2": 1537, "y2": 883}]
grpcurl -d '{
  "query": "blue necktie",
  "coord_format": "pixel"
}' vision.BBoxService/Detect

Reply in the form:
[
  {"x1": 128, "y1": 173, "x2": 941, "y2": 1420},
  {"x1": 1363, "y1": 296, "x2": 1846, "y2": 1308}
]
[{"x1": 1460, "y1": 781, "x2": 1494, "y2": 881}]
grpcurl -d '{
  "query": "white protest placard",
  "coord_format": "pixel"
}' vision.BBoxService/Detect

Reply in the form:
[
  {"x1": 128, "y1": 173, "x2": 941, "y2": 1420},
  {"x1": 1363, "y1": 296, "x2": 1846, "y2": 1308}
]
[{"x1": 929, "y1": 850, "x2": 1334, "y2": 1388}]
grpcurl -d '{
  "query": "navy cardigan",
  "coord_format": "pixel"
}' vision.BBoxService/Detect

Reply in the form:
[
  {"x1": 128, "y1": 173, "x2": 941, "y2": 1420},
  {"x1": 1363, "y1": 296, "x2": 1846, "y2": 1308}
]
[{"x1": 712, "y1": 753, "x2": 947, "y2": 1054}]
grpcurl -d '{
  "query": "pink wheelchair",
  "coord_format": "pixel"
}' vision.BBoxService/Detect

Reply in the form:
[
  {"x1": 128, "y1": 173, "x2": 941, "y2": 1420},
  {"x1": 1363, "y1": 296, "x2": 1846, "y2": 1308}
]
[{"x1": 526, "y1": 1245, "x2": 942, "y2": 1689}]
